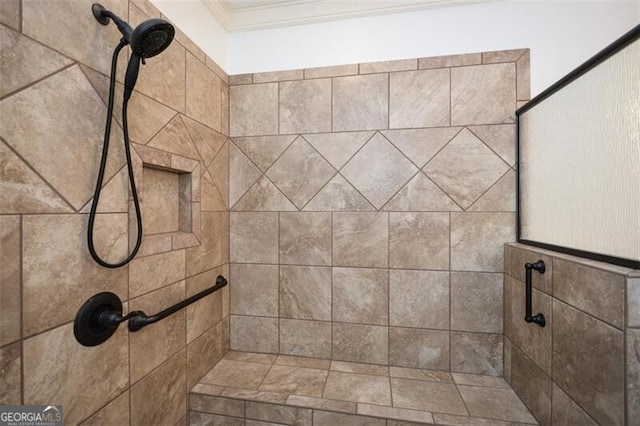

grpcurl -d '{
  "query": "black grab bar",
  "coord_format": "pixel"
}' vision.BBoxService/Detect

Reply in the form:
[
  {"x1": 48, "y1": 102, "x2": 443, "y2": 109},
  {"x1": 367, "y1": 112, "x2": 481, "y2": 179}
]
[
  {"x1": 74, "y1": 275, "x2": 228, "y2": 346},
  {"x1": 524, "y1": 261, "x2": 546, "y2": 327}
]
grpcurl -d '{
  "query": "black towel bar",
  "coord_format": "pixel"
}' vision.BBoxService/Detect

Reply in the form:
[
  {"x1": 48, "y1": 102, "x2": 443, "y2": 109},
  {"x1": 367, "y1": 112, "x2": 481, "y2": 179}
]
[
  {"x1": 524, "y1": 261, "x2": 546, "y2": 327},
  {"x1": 74, "y1": 275, "x2": 228, "y2": 346}
]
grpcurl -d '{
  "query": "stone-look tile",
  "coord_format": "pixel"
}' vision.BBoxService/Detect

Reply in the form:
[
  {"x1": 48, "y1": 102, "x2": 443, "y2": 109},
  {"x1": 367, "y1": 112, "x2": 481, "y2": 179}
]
[
  {"x1": 211, "y1": 144, "x2": 230, "y2": 209},
  {"x1": 0, "y1": 0, "x2": 20, "y2": 30},
  {"x1": 246, "y1": 402, "x2": 312, "y2": 425},
  {"x1": 286, "y1": 395, "x2": 355, "y2": 414},
  {"x1": 552, "y1": 383, "x2": 598, "y2": 426},
  {"x1": 0, "y1": 65, "x2": 125, "y2": 210},
  {"x1": 221, "y1": 388, "x2": 287, "y2": 404},
  {"x1": 186, "y1": 269, "x2": 223, "y2": 343},
  {"x1": 313, "y1": 411, "x2": 385, "y2": 426},
  {"x1": 222, "y1": 352, "x2": 275, "y2": 364},
  {"x1": 266, "y1": 137, "x2": 336, "y2": 209},
  {"x1": 389, "y1": 270, "x2": 449, "y2": 329},
  {"x1": 383, "y1": 173, "x2": 461, "y2": 212},
  {"x1": 332, "y1": 212, "x2": 388, "y2": 268},
  {"x1": 191, "y1": 383, "x2": 225, "y2": 396},
  {"x1": 332, "y1": 323, "x2": 388, "y2": 365},
  {"x1": 0, "y1": 216, "x2": 20, "y2": 346},
  {"x1": 360, "y1": 59, "x2": 417, "y2": 73},
  {"x1": 280, "y1": 319, "x2": 331, "y2": 359},
  {"x1": 389, "y1": 327, "x2": 449, "y2": 370},
  {"x1": 253, "y1": 69, "x2": 304, "y2": 83},
  {"x1": 504, "y1": 276, "x2": 552, "y2": 375},
  {"x1": 358, "y1": 403, "x2": 435, "y2": 424},
  {"x1": 81, "y1": 391, "x2": 129, "y2": 425},
  {"x1": 1, "y1": 25, "x2": 74, "y2": 98},
  {"x1": 79, "y1": 165, "x2": 129, "y2": 214},
  {"x1": 129, "y1": 249, "x2": 185, "y2": 297},
  {"x1": 389, "y1": 212, "x2": 450, "y2": 270},
  {"x1": 230, "y1": 212, "x2": 278, "y2": 264},
  {"x1": 517, "y1": 51, "x2": 531, "y2": 101},
  {"x1": 552, "y1": 300, "x2": 624, "y2": 425},
  {"x1": 280, "y1": 212, "x2": 331, "y2": 266},
  {"x1": 276, "y1": 355, "x2": 331, "y2": 370},
  {"x1": 187, "y1": 212, "x2": 223, "y2": 276},
  {"x1": 331, "y1": 361, "x2": 389, "y2": 376},
  {"x1": 510, "y1": 346, "x2": 551, "y2": 426},
  {"x1": 189, "y1": 412, "x2": 244, "y2": 426},
  {"x1": 22, "y1": 0, "x2": 126, "y2": 76},
  {"x1": 424, "y1": 129, "x2": 509, "y2": 209},
  {"x1": 381, "y1": 127, "x2": 461, "y2": 168},
  {"x1": 233, "y1": 135, "x2": 296, "y2": 172},
  {"x1": 186, "y1": 53, "x2": 222, "y2": 131},
  {"x1": 189, "y1": 394, "x2": 244, "y2": 417},
  {"x1": 259, "y1": 364, "x2": 328, "y2": 397},
  {"x1": 505, "y1": 244, "x2": 553, "y2": 294},
  {"x1": 180, "y1": 116, "x2": 224, "y2": 171},
  {"x1": 553, "y1": 258, "x2": 625, "y2": 328},
  {"x1": 450, "y1": 332, "x2": 502, "y2": 376},
  {"x1": 22, "y1": 214, "x2": 127, "y2": 336},
  {"x1": 142, "y1": 168, "x2": 180, "y2": 234},
  {"x1": 230, "y1": 83, "x2": 278, "y2": 136},
  {"x1": 230, "y1": 263, "x2": 279, "y2": 317},
  {"x1": 131, "y1": 350, "x2": 186, "y2": 426},
  {"x1": 390, "y1": 366, "x2": 453, "y2": 383},
  {"x1": 451, "y1": 373, "x2": 509, "y2": 388},
  {"x1": 450, "y1": 212, "x2": 515, "y2": 273},
  {"x1": 130, "y1": 282, "x2": 186, "y2": 384},
  {"x1": 323, "y1": 371, "x2": 391, "y2": 405},
  {"x1": 228, "y1": 73, "x2": 252, "y2": 85},
  {"x1": 23, "y1": 323, "x2": 128, "y2": 424},
  {"x1": 303, "y1": 174, "x2": 375, "y2": 212},
  {"x1": 303, "y1": 131, "x2": 373, "y2": 170},
  {"x1": 280, "y1": 79, "x2": 331, "y2": 133},
  {"x1": 201, "y1": 169, "x2": 226, "y2": 212},
  {"x1": 304, "y1": 64, "x2": 359, "y2": 79},
  {"x1": 419, "y1": 53, "x2": 482, "y2": 69},
  {"x1": 628, "y1": 277, "x2": 640, "y2": 327},
  {"x1": 482, "y1": 49, "x2": 527, "y2": 64},
  {"x1": 467, "y1": 170, "x2": 516, "y2": 212},
  {"x1": 431, "y1": 413, "x2": 515, "y2": 426},
  {"x1": 230, "y1": 315, "x2": 279, "y2": 354},
  {"x1": 451, "y1": 63, "x2": 516, "y2": 125},
  {"x1": 202, "y1": 359, "x2": 272, "y2": 389},
  {"x1": 147, "y1": 116, "x2": 201, "y2": 161},
  {"x1": 0, "y1": 342, "x2": 21, "y2": 404},
  {"x1": 457, "y1": 385, "x2": 536, "y2": 423},
  {"x1": 342, "y1": 133, "x2": 417, "y2": 209},
  {"x1": 280, "y1": 266, "x2": 331, "y2": 321},
  {"x1": 468, "y1": 124, "x2": 516, "y2": 167},
  {"x1": 390, "y1": 69, "x2": 450, "y2": 128},
  {"x1": 450, "y1": 272, "x2": 503, "y2": 333},
  {"x1": 391, "y1": 378, "x2": 467, "y2": 415},
  {"x1": 233, "y1": 176, "x2": 297, "y2": 212},
  {"x1": 187, "y1": 323, "x2": 225, "y2": 389},
  {"x1": 332, "y1": 74, "x2": 388, "y2": 131},
  {"x1": 504, "y1": 337, "x2": 512, "y2": 384},
  {"x1": 333, "y1": 267, "x2": 388, "y2": 325},
  {"x1": 0, "y1": 141, "x2": 73, "y2": 214}
]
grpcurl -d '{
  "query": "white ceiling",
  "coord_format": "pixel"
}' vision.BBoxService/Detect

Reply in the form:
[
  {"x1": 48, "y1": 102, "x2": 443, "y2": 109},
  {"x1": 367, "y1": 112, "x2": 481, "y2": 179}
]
[{"x1": 204, "y1": 0, "x2": 503, "y2": 32}]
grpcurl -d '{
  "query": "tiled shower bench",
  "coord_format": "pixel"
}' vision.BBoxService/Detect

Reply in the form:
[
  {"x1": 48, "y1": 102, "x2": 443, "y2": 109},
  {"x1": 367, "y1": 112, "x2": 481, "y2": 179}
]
[{"x1": 188, "y1": 351, "x2": 538, "y2": 426}]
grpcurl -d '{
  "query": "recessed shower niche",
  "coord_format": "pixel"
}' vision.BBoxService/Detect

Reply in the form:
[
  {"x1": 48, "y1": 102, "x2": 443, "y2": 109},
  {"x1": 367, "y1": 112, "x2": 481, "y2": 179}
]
[{"x1": 132, "y1": 143, "x2": 201, "y2": 254}]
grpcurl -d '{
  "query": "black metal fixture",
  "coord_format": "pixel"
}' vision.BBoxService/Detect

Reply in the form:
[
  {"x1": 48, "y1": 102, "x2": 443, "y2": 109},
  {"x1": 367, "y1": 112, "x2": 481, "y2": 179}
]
[
  {"x1": 524, "y1": 260, "x2": 546, "y2": 327},
  {"x1": 74, "y1": 275, "x2": 228, "y2": 346},
  {"x1": 87, "y1": 4, "x2": 175, "y2": 268}
]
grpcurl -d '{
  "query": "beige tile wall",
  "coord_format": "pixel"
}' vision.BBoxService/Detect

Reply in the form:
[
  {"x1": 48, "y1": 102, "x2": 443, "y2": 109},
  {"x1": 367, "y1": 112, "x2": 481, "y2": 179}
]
[
  {"x1": 0, "y1": 0, "x2": 229, "y2": 423},
  {"x1": 227, "y1": 50, "x2": 530, "y2": 375},
  {"x1": 504, "y1": 242, "x2": 639, "y2": 425}
]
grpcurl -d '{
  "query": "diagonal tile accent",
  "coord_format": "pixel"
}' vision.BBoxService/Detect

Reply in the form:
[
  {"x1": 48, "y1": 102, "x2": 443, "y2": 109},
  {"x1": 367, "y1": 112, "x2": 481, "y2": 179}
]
[
  {"x1": 303, "y1": 174, "x2": 375, "y2": 212},
  {"x1": 229, "y1": 142, "x2": 262, "y2": 207},
  {"x1": 468, "y1": 124, "x2": 517, "y2": 166},
  {"x1": 201, "y1": 170, "x2": 226, "y2": 212},
  {"x1": 303, "y1": 132, "x2": 373, "y2": 170},
  {"x1": 182, "y1": 115, "x2": 226, "y2": 168},
  {"x1": 266, "y1": 136, "x2": 336, "y2": 209},
  {"x1": 424, "y1": 128, "x2": 509, "y2": 209},
  {"x1": 233, "y1": 135, "x2": 297, "y2": 172},
  {"x1": 381, "y1": 128, "x2": 461, "y2": 168},
  {"x1": 80, "y1": 166, "x2": 129, "y2": 214},
  {"x1": 0, "y1": 141, "x2": 73, "y2": 213},
  {"x1": 208, "y1": 141, "x2": 229, "y2": 208},
  {"x1": 467, "y1": 170, "x2": 516, "y2": 212},
  {"x1": 383, "y1": 172, "x2": 461, "y2": 212},
  {"x1": 0, "y1": 25, "x2": 74, "y2": 98},
  {"x1": 341, "y1": 133, "x2": 417, "y2": 209},
  {"x1": 81, "y1": 65, "x2": 176, "y2": 146},
  {"x1": 147, "y1": 115, "x2": 200, "y2": 160},
  {"x1": 232, "y1": 176, "x2": 297, "y2": 211},
  {"x1": 0, "y1": 65, "x2": 125, "y2": 211}
]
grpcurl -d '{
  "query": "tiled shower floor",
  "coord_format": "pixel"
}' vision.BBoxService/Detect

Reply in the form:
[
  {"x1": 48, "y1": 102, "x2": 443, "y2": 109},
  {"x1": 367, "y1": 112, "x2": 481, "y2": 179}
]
[{"x1": 189, "y1": 351, "x2": 538, "y2": 425}]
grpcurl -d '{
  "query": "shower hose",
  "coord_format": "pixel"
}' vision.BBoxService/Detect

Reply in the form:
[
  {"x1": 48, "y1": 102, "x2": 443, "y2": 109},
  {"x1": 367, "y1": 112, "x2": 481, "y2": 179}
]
[{"x1": 87, "y1": 39, "x2": 143, "y2": 268}]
